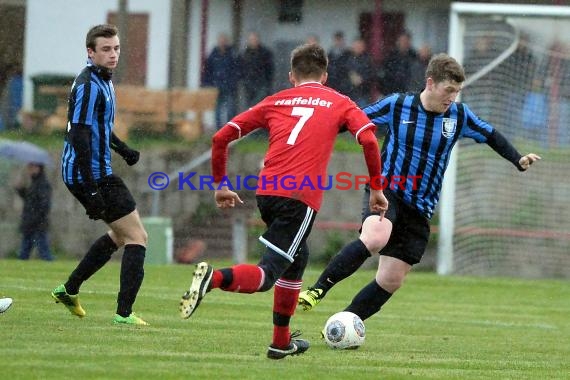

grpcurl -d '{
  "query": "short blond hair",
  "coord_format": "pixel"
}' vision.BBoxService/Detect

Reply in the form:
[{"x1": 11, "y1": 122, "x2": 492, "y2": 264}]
[{"x1": 425, "y1": 53, "x2": 465, "y2": 83}]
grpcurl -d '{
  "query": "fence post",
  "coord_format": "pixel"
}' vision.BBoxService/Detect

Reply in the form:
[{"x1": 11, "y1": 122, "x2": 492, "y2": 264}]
[{"x1": 232, "y1": 214, "x2": 247, "y2": 263}]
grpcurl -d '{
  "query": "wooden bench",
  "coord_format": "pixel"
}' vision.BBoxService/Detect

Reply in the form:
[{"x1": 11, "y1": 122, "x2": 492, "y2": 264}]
[
  {"x1": 34, "y1": 85, "x2": 218, "y2": 141},
  {"x1": 113, "y1": 86, "x2": 218, "y2": 141}
]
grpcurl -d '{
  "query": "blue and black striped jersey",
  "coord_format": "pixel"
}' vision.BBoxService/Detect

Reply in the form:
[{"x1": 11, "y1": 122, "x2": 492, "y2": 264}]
[
  {"x1": 363, "y1": 93, "x2": 495, "y2": 218},
  {"x1": 61, "y1": 63, "x2": 116, "y2": 185}
]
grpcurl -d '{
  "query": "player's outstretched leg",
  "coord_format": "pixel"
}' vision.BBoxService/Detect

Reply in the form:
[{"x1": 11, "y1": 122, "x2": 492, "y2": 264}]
[
  {"x1": 299, "y1": 239, "x2": 371, "y2": 311},
  {"x1": 180, "y1": 262, "x2": 213, "y2": 319},
  {"x1": 267, "y1": 330, "x2": 310, "y2": 359}
]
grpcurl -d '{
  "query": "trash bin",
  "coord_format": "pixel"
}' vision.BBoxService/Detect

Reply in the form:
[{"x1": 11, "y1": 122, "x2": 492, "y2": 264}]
[
  {"x1": 31, "y1": 74, "x2": 75, "y2": 114},
  {"x1": 142, "y1": 217, "x2": 173, "y2": 265}
]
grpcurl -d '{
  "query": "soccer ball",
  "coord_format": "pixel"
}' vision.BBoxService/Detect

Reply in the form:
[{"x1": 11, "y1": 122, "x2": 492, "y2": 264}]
[
  {"x1": 0, "y1": 297, "x2": 13, "y2": 314},
  {"x1": 323, "y1": 311, "x2": 365, "y2": 349}
]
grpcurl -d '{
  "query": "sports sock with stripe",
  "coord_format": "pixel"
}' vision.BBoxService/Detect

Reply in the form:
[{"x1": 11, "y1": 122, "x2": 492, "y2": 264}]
[
  {"x1": 215, "y1": 264, "x2": 264, "y2": 293},
  {"x1": 272, "y1": 278, "x2": 301, "y2": 348}
]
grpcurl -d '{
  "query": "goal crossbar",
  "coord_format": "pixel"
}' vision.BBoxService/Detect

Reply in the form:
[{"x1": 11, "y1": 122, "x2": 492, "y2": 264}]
[{"x1": 451, "y1": 2, "x2": 570, "y2": 18}]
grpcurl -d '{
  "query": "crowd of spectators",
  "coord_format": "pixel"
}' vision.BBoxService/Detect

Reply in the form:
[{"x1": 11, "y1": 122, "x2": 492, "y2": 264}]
[
  {"x1": 202, "y1": 31, "x2": 275, "y2": 129},
  {"x1": 462, "y1": 33, "x2": 570, "y2": 147},
  {"x1": 203, "y1": 28, "x2": 568, "y2": 148},
  {"x1": 326, "y1": 30, "x2": 432, "y2": 107},
  {"x1": 202, "y1": 29, "x2": 433, "y2": 130}
]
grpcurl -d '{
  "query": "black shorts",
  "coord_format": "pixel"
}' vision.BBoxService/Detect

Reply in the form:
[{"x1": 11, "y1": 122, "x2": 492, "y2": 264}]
[
  {"x1": 66, "y1": 174, "x2": 137, "y2": 224},
  {"x1": 256, "y1": 195, "x2": 317, "y2": 263},
  {"x1": 361, "y1": 186, "x2": 430, "y2": 265}
]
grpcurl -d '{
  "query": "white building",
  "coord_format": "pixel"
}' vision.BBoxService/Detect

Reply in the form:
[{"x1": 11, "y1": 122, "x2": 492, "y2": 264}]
[
  {"x1": 20, "y1": 0, "x2": 455, "y2": 110},
  {"x1": 17, "y1": 0, "x2": 565, "y2": 111}
]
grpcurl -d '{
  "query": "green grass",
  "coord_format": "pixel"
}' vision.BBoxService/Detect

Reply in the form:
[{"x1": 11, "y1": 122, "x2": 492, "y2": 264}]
[
  {"x1": 0, "y1": 130, "x2": 64, "y2": 149},
  {"x1": 0, "y1": 259, "x2": 568, "y2": 380},
  {"x1": 0, "y1": 129, "x2": 209, "y2": 150}
]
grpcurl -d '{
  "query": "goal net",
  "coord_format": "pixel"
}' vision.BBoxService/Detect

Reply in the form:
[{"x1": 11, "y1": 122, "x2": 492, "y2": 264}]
[{"x1": 438, "y1": 3, "x2": 570, "y2": 278}]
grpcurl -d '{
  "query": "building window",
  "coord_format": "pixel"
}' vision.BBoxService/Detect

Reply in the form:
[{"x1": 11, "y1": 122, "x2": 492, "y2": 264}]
[{"x1": 278, "y1": 0, "x2": 303, "y2": 23}]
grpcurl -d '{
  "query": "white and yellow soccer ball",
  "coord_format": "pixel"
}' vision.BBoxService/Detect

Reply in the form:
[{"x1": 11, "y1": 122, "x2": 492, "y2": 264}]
[{"x1": 323, "y1": 311, "x2": 365, "y2": 349}]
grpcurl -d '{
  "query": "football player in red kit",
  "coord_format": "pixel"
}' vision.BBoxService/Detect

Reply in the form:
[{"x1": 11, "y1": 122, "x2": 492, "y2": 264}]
[{"x1": 179, "y1": 43, "x2": 388, "y2": 359}]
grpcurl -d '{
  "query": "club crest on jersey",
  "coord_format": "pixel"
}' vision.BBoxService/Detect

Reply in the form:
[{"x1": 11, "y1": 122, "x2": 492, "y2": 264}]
[{"x1": 441, "y1": 118, "x2": 457, "y2": 138}]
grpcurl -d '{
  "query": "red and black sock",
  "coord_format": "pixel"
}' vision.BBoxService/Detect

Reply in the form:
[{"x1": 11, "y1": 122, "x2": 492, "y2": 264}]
[
  {"x1": 272, "y1": 278, "x2": 302, "y2": 348},
  {"x1": 211, "y1": 264, "x2": 264, "y2": 293}
]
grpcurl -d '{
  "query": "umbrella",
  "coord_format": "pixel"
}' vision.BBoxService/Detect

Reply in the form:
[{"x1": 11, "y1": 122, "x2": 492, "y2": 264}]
[{"x1": 0, "y1": 140, "x2": 54, "y2": 167}]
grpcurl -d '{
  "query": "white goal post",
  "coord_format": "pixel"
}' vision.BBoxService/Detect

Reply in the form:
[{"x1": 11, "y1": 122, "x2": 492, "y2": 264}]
[{"x1": 438, "y1": 2, "x2": 570, "y2": 277}]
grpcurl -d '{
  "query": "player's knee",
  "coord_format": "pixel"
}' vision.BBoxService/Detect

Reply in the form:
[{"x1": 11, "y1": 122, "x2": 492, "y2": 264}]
[
  {"x1": 121, "y1": 227, "x2": 148, "y2": 246},
  {"x1": 139, "y1": 228, "x2": 148, "y2": 245},
  {"x1": 258, "y1": 267, "x2": 280, "y2": 292},
  {"x1": 258, "y1": 277, "x2": 275, "y2": 292},
  {"x1": 376, "y1": 271, "x2": 406, "y2": 293},
  {"x1": 107, "y1": 230, "x2": 124, "y2": 248},
  {"x1": 257, "y1": 248, "x2": 293, "y2": 291},
  {"x1": 361, "y1": 234, "x2": 389, "y2": 253},
  {"x1": 360, "y1": 217, "x2": 391, "y2": 253}
]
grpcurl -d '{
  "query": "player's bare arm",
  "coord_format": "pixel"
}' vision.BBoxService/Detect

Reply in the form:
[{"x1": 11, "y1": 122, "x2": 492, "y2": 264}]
[{"x1": 519, "y1": 153, "x2": 541, "y2": 170}]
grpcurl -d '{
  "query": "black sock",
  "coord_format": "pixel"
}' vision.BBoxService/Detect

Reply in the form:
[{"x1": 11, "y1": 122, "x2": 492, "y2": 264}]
[
  {"x1": 314, "y1": 239, "x2": 371, "y2": 294},
  {"x1": 219, "y1": 268, "x2": 233, "y2": 288},
  {"x1": 117, "y1": 244, "x2": 146, "y2": 317},
  {"x1": 65, "y1": 234, "x2": 118, "y2": 295},
  {"x1": 344, "y1": 280, "x2": 392, "y2": 321}
]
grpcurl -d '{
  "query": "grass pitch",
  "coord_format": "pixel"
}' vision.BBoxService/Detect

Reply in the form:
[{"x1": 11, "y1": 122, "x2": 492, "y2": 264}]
[{"x1": 0, "y1": 259, "x2": 568, "y2": 380}]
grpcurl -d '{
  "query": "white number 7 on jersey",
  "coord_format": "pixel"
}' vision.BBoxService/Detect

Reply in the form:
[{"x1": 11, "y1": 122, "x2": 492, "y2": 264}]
[{"x1": 287, "y1": 106, "x2": 314, "y2": 145}]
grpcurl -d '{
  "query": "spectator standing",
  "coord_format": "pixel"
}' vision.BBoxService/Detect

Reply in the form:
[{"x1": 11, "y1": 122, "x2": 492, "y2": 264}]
[
  {"x1": 202, "y1": 33, "x2": 240, "y2": 129},
  {"x1": 240, "y1": 32, "x2": 275, "y2": 108},
  {"x1": 305, "y1": 34, "x2": 320, "y2": 45},
  {"x1": 541, "y1": 41, "x2": 570, "y2": 147},
  {"x1": 502, "y1": 34, "x2": 540, "y2": 136},
  {"x1": 380, "y1": 31, "x2": 419, "y2": 94},
  {"x1": 409, "y1": 44, "x2": 432, "y2": 92},
  {"x1": 462, "y1": 35, "x2": 496, "y2": 122},
  {"x1": 345, "y1": 39, "x2": 375, "y2": 107},
  {"x1": 15, "y1": 162, "x2": 54, "y2": 261},
  {"x1": 327, "y1": 31, "x2": 351, "y2": 95},
  {"x1": 6, "y1": 67, "x2": 23, "y2": 129},
  {"x1": 0, "y1": 64, "x2": 23, "y2": 130}
]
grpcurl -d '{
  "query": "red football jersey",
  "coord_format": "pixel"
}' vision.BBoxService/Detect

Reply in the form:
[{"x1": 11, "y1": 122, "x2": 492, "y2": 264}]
[{"x1": 213, "y1": 82, "x2": 375, "y2": 211}]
